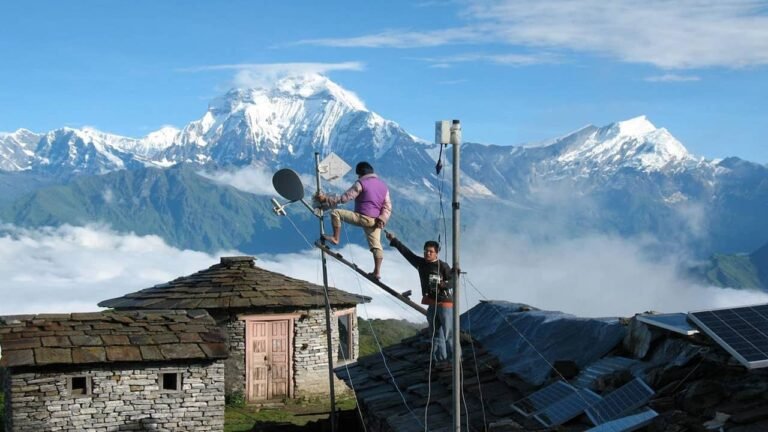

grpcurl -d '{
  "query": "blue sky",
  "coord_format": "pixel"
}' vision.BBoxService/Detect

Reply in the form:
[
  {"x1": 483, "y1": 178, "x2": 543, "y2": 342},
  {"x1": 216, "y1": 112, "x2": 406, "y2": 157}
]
[{"x1": 1, "y1": 0, "x2": 766, "y2": 162}]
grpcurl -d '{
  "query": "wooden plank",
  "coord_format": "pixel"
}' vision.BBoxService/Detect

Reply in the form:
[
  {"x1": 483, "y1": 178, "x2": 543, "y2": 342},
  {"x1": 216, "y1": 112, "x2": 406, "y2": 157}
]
[{"x1": 314, "y1": 241, "x2": 427, "y2": 316}]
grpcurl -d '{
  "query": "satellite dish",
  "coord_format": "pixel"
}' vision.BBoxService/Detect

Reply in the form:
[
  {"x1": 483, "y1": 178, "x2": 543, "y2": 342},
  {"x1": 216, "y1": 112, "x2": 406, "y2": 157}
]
[{"x1": 273, "y1": 169, "x2": 305, "y2": 201}]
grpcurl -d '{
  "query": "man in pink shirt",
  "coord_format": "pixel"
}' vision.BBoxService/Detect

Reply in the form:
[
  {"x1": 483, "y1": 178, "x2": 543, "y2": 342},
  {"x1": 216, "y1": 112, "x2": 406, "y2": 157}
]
[{"x1": 315, "y1": 161, "x2": 392, "y2": 279}]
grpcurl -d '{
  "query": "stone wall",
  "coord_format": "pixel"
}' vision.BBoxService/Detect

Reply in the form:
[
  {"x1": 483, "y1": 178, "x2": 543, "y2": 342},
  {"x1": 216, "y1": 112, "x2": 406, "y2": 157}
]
[
  {"x1": 293, "y1": 308, "x2": 356, "y2": 397},
  {"x1": 5, "y1": 360, "x2": 224, "y2": 432},
  {"x1": 217, "y1": 307, "x2": 359, "y2": 400},
  {"x1": 222, "y1": 315, "x2": 246, "y2": 398}
]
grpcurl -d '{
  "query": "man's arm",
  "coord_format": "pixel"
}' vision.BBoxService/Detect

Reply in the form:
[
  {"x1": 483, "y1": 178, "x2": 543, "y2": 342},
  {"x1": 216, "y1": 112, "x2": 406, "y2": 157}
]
[
  {"x1": 320, "y1": 181, "x2": 362, "y2": 207},
  {"x1": 387, "y1": 235, "x2": 422, "y2": 269},
  {"x1": 378, "y1": 190, "x2": 392, "y2": 224}
]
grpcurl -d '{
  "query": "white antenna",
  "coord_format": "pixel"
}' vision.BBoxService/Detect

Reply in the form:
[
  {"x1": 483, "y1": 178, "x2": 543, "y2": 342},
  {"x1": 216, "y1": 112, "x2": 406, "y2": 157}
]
[{"x1": 319, "y1": 152, "x2": 351, "y2": 181}]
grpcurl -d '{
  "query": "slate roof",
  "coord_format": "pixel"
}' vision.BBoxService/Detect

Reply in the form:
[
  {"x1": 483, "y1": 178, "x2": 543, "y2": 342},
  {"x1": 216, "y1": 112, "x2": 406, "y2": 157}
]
[
  {"x1": 0, "y1": 310, "x2": 228, "y2": 369},
  {"x1": 98, "y1": 256, "x2": 370, "y2": 310},
  {"x1": 337, "y1": 301, "x2": 768, "y2": 431}
]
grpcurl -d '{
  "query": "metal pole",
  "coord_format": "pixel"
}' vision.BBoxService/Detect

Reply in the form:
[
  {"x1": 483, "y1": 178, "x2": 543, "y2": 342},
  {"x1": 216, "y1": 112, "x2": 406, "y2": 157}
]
[
  {"x1": 450, "y1": 120, "x2": 462, "y2": 432},
  {"x1": 315, "y1": 152, "x2": 337, "y2": 432}
]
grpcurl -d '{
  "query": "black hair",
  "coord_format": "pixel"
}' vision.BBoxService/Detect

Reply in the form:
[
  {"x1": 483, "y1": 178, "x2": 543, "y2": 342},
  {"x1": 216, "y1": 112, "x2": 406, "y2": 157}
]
[
  {"x1": 423, "y1": 240, "x2": 440, "y2": 252},
  {"x1": 355, "y1": 161, "x2": 374, "y2": 176}
]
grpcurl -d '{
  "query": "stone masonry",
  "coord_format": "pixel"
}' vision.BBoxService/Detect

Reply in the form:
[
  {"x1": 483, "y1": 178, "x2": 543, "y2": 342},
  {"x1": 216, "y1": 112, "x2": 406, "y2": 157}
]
[
  {"x1": 0, "y1": 310, "x2": 229, "y2": 431},
  {"x1": 293, "y1": 308, "x2": 356, "y2": 397},
  {"x1": 5, "y1": 361, "x2": 224, "y2": 432},
  {"x1": 98, "y1": 256, "x2": 369, "y2": 402},
  {"x1": 217, "y1": 307, "x2": 358, "y2": 399}
]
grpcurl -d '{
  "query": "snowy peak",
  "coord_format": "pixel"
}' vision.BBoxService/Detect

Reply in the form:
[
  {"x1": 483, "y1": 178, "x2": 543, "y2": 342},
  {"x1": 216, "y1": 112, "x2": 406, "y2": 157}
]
[
  {"x1": 161, "y1": 73, "x2": 402, "y2": 164},
  {"x1": 271, "y1": 73, "x2": 367, "y2": 111},
  {"x1": 555, "y1": 116, "x2": 693, "y2": 172},
  {"x1": 0, "y1": 129, "x2": 41, "y2": 170},
  {"x1": 606, "y1": 115, "x2": 657, "y2": 138},
  {"x1": 210, "y1": 74, "x2": 367, "y2": 115}
]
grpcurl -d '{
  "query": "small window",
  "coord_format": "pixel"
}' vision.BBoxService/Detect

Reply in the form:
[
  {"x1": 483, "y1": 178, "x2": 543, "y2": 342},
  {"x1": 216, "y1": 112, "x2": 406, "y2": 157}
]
[
  {"x1": 68, "y1": 376, "x2": 92, "y2": 396},
  {"x1": 337, "y1": 312, "x2": 355, "y2": 362},
  {"x1": 160, "y1": 372, "x2": 182, "y2": 392}
]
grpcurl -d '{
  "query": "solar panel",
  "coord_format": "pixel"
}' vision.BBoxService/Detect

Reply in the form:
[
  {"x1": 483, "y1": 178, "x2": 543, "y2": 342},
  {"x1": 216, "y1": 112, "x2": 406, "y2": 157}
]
[
  {"x1": 688, "y1": 304, "x2": 768, "y2": 369},
  {"x1": 510, "y1": 380, "x2": 576, "y2": 417},
  {"x1": 571, "y1": 356, "x2": 638, "y2": 389},
  {"x1": 637, "y1": 313, "x2": 699, "y2": 335},
  {"x1": 586, "y1": 378, "x2": 655, "y2": 425},
  {"x1": 586, "y1": 408, "x2": 658, "y2": 432},
  {"x1": 533, "y1": 388, "x2": 602, "y2": 428}
]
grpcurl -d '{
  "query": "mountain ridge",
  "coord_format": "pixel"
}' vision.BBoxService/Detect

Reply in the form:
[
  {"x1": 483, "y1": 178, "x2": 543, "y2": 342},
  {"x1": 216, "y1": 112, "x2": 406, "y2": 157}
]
[{"x1": 1, "y1": 74, "x2": 768, "y2": 261}]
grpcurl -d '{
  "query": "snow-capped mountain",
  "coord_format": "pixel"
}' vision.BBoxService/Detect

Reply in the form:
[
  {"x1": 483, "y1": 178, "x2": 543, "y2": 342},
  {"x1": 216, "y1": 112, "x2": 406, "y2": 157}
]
[
  {"x1": 0, "y1": 129, "x2": 40, "y2": 171},
  {"x1": 0, "y1": 75, "x2": 709, "y2": 183},
  {"x1": 550, "y1": 116, "x2": 696, "y2": 173},
  {"x1": 2, "y1": 74, "x2": 768, "y2": 256},
  {"x1": 160, "y1": 74, "x2": 415, "y2": 169},
  {"x1": 31, "y1": 128, "x2": 150, "y2": 176},
  {"x1": 0, "y1": 74, "x2": 424, "y2": 175}
]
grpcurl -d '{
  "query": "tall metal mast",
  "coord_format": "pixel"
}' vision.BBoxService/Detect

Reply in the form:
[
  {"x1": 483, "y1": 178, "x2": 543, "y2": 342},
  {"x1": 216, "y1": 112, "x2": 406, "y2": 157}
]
[
  {"x1": 315, "y1": 152, "x2": 337, "y2": 432},
  {"x1": 450, "y1": 120, "x2": 462, "y2": 432}
]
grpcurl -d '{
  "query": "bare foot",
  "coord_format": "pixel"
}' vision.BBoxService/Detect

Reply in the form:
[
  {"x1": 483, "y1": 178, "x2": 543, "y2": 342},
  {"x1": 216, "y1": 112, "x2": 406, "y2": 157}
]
[{"x1": 322, "y1": 235, "x2": 339, "y2": 245}]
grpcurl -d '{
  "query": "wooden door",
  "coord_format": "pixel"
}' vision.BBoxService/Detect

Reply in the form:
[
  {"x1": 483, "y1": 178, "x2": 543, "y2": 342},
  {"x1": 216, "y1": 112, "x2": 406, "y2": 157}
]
[
  {"x1": 269, "y1": 320, "x2": 289, "y2": 398},
  {"x1": 249, "y1": 321, "x2": 269, "y2": 400},
  {"x1": 247, "y1": 319, "x2": 291, "y2": 401}
]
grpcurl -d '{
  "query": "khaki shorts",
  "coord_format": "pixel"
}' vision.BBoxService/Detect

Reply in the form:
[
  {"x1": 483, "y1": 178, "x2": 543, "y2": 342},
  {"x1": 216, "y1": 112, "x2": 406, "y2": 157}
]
[{"x1": 330, "y1": 209, "x2": 382, "y2": 255}]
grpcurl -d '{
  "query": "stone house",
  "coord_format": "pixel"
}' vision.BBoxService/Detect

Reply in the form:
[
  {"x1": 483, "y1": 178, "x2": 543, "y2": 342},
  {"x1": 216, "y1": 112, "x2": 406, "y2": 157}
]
[
  {"x1": 0, "y1": 310, "x2": 228, "y2": 432},
  {"x1": 98, "y1": 256, "x2": 370, "y2": 402}
]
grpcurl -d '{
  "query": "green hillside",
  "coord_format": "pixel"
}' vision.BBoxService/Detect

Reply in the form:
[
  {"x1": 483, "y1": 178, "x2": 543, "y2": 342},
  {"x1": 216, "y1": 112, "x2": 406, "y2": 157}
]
[
  {"x1": 0, "y1": 165, "x2": 310, "y2": 253},
  {"x1": 693, "y1": 241, "x2": 768, "y2": 290},
  {"x1": 358, "y1": 317, "x2": 424, "y2": 357},
  {"x1": 0, "y1": 164, "x2": 436, "y2": 255}
]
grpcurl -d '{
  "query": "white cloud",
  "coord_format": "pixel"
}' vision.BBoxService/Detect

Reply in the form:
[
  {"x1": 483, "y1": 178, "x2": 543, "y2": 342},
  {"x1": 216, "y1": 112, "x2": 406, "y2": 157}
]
[
  {"x1": 421, "y1": 52, "x2": 561, "y2": 67},
  {"x1": 297, "y1": 0, "x2": 768, "y2": 69},
  {"x1": 645, "y1": 74, "x2": 702, "y2": 82},
  {"x1": 467, "y1": 0, "x2": 768, "y2": 68},
  {"x1": 2, "y1": 223, "x2": 765, "y2": 328},
  {"x1": 294, "y1": 28, "x2": 487, "y2": 48},
  {"x1": 102, "y1": 188, "x2": 114, "y2": 204},
  {"x1": 179, "y1": 62, "x2": 365, "y2": 89},
  {"x1": 198, "y1": 164, "x2": 279, "y2": 197},
  {"x1": 0, "y1": 224, "x2": 224, "y2": 315},
  {"x1": 458, "y1": 228, "x2": 768, "y2": 318}
]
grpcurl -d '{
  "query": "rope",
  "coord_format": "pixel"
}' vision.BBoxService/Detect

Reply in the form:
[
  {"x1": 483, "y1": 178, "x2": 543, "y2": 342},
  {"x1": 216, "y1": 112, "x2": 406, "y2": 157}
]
[
  {"x1": 339, "y1": 225, "x2": 426, "y2": 429},
  {"x1": 284, "y1": 211, "x2": 315, "y2": 249},
  {"x1": 462, "y1": 274, "x2": 488, "y2": 432},
  {"x1": 325, "y1": 272, "x2": 369, "y2": 432},
  {"x1": 423, "y1": 304, "x2": 439, "y2": 431}
]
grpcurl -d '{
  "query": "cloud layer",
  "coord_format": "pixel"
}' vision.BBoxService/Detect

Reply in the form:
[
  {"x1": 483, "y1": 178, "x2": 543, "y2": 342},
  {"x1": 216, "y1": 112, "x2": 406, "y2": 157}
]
[{"x1": 2, "y1": 223, "x2": 766, "y2": 324}]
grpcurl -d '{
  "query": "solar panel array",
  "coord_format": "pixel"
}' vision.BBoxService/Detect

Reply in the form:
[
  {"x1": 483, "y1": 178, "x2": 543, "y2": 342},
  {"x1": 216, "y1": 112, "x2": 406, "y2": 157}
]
[
  {"x1": 534, "y1": 388, "x2": 602, "y2": 428},
  {"x1": 585, "y1": 378, "x2": 655, "y2": 425},
  {"x1": 571, "y1": 356, "x2": 638, "y2": 389},
  {"x1": 586, "y1": 408, "x2": 659, "y2": 432},
  {"x1": 637, "y1": 313, "x2": 699, "y2": 336},
  {"x1": 688, "y1": 304, "x2": 768, "y2": 369},
  {"x1": 510, "y1": 380, "x2": 576, "y2": 416}
]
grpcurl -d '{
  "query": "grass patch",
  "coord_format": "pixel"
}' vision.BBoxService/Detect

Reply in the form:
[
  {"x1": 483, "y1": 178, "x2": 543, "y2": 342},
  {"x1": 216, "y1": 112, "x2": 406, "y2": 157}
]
[
  {"x1": 358, "y1": 317, "x2": 424, "y2": 357},
  {"x1": 225, "y1": 396, "x2": 356, "y2": 432}
]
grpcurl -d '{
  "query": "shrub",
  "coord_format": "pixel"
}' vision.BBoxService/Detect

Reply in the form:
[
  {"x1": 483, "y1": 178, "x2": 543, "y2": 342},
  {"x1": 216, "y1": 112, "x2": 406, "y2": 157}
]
[{"x1": 225, "y1": 391, "x2": 246, "y2": 408}]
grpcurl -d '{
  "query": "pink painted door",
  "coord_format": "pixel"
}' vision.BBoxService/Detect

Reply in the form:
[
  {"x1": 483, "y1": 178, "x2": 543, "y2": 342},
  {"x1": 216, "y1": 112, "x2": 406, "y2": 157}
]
[
  {"x1": 249, "y1": 321, "x2": 269, "y2": 400},
  {"x1": 248, "y1": 320, "x2": 290, "y2": 401},
  {"x1": 269, "y1": 320, "x2": 289, "y2": 398}
]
